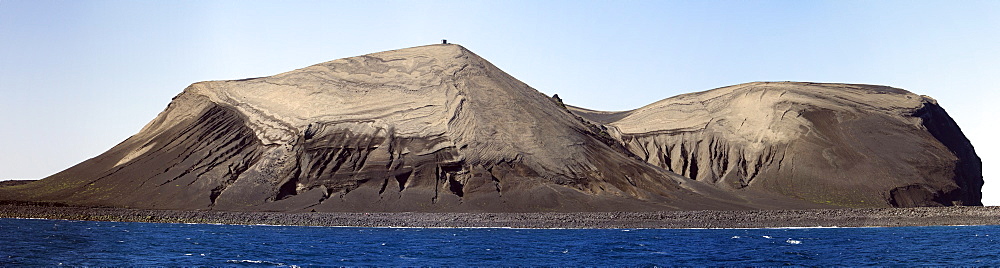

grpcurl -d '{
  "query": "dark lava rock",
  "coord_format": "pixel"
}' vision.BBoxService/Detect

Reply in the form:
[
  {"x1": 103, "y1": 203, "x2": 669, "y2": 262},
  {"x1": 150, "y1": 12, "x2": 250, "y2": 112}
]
[{"x1": 0, "y1": 180, "x2": 35, "y2": 187}]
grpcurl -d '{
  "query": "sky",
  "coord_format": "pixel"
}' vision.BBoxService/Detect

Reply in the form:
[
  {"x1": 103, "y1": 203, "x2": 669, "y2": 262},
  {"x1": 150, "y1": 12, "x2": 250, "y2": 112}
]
[{"x1": 1, "y1": 0, "x2": 998, "y2": 204}]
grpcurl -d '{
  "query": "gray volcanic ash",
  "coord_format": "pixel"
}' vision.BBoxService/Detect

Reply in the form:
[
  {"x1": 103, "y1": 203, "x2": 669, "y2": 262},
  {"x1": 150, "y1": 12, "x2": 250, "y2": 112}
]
[{"x1": 0, "y1": 44, "x2": 981, "y2": 212}]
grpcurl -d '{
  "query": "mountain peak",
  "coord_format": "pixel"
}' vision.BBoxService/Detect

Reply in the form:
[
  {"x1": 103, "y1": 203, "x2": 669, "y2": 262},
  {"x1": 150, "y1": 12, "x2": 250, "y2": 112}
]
[
  {"x1": 2, "y1": 45, "x2": 981, "y2": 212},
  {"x1": 179, "y1": 43, "x2": 485, "y2": 145}
]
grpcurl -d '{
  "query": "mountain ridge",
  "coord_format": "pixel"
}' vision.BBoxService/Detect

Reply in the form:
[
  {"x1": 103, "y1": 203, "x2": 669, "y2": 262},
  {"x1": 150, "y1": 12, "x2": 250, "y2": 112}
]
[
  {"x1": 570, "y1": 81, "x2": 981, "y2": 207},
  {"x1": 0, "y1": 44, "x2": 981, "y2": 212}
]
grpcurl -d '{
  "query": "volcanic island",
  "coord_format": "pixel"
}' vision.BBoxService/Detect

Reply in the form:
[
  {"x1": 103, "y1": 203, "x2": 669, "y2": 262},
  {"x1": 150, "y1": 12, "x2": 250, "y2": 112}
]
[{"x1": 1, "y1": 44, "x2": 993, "y2": 228}]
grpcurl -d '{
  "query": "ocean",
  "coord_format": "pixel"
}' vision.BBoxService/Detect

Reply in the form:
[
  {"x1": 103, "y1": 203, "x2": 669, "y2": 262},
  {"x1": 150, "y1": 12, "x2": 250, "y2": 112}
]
[{"x1": 1, "y1": 218, "x2": 997, "y2": 266}]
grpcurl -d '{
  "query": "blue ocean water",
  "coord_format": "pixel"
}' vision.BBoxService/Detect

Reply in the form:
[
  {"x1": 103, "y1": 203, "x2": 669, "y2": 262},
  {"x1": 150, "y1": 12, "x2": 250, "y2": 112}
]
[{"x1": 1, "y1": 218, "x2": 998, "y2": 266}]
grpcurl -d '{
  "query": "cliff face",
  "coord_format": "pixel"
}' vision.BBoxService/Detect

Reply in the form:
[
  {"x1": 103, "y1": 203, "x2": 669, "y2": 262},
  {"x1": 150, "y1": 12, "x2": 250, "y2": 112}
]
[
  {"x1": 571, "y1": 82, "x2": 982, "y2": 207},
  {"x1": 0, "y1": 45, "x2": 982, "y2": 211}
]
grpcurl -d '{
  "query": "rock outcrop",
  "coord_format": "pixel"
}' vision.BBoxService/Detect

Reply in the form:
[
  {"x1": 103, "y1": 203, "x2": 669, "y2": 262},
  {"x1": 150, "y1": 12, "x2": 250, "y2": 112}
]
[
  {"x1": 0, "y1": 45, "x2": 982, "y2": 212},
  {"x1": 570, "y1": 82, "x2": 982, "y2": 207}
]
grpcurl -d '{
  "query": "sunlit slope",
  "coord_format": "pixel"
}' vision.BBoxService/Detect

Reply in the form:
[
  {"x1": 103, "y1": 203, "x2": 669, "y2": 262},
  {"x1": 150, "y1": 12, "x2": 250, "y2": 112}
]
[
  {"x1": 7, "y1": 45, "x2": 785, "y2": 211},
  {"x1": 3, "y1": 45, "x2": 980, "y2": 211},
  {"x1": 571, "y1": 82, "x2": 981, "y2": 207}
]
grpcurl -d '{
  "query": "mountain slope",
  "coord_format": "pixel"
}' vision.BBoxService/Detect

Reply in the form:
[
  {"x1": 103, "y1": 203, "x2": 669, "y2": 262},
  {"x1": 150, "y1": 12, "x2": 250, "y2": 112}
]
[
  {"x1": 1, "y1": 45, "x2": 981, "y2": 211},
  {"x1": 571, "y1": 82, "x2": 982, "y2": 207},
  {"x1": 4, "y1": 45, "x2": 790, "y2": 212}
]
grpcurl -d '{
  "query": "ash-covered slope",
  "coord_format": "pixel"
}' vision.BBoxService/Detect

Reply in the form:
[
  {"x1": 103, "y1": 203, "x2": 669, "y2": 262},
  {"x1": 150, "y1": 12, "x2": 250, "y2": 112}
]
[
  {"x1": 2, "y1": 45, "x2": 981, "y2": 211},
  {"x1": 3, "y1": 44, "x2": 787, "y2": 212},
  {"x1": 571, "y1": 82, "x2": 982, "y2": 207}
]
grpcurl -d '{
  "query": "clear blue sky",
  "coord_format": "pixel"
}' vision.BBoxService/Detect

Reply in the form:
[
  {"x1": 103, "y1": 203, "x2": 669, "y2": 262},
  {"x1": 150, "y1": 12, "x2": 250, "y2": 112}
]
[{"x1": 2, "y1": 0, "x2": 999, "y2": 204}]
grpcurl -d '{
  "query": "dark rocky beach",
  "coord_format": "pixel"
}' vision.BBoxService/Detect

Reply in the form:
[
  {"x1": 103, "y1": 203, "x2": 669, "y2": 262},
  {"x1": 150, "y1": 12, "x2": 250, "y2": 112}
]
[{"x1": 3, "y1": 203, "x2": 998, "y2": 229}]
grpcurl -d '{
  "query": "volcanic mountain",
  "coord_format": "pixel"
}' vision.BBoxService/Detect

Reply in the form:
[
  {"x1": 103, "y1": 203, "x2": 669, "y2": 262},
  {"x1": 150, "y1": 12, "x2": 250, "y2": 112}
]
[{"x1": 0, "y1": 44, "x2": 982, "y2": 212}]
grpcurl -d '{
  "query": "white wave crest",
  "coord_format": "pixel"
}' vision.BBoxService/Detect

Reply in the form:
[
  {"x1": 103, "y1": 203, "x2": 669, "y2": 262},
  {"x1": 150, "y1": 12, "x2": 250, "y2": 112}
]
[{"x1": 226, "y1": 259, "x2": 300, "y2": 267}]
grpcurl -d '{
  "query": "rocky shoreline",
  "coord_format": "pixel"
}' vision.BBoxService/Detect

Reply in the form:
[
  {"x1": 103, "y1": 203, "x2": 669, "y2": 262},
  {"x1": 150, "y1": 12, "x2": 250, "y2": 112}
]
[{"x1": 2, "y1": 204, "x2": 999, "y2": 229}]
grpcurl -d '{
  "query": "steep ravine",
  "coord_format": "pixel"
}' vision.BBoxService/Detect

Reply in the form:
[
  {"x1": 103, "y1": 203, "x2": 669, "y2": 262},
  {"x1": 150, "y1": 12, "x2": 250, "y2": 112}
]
[{"x1": 618, "y1": 131, "x2": 784, "y2": 189}]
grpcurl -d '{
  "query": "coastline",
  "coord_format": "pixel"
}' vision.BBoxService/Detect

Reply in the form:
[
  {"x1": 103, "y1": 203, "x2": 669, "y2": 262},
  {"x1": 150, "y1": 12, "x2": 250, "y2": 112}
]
[{"x1": 2, "y1": 204, "x2": 999, "y2": 229}]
